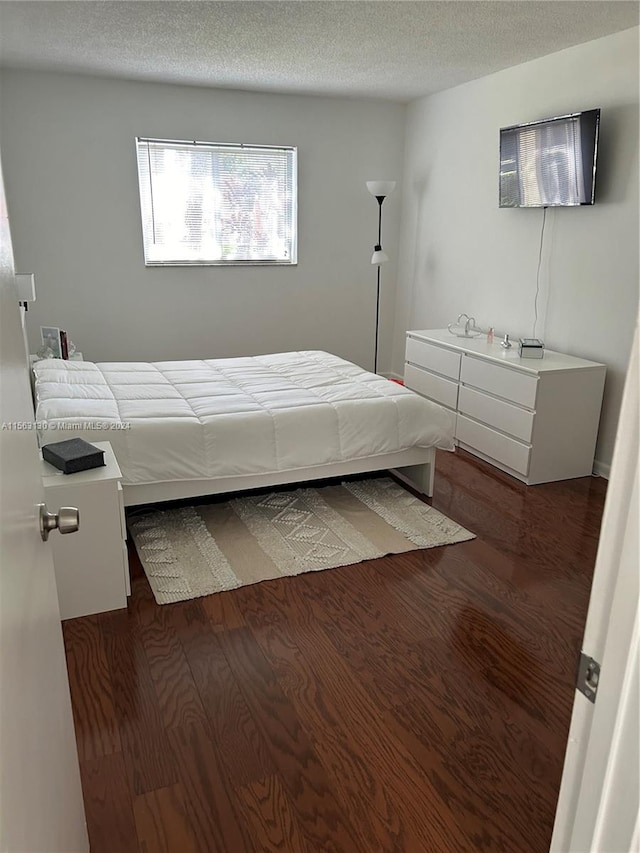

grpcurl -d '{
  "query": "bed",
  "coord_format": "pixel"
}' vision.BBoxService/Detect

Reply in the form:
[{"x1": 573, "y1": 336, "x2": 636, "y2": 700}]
[{"x1": 32, "y1": 350, "x2": 455, "y2": 506}]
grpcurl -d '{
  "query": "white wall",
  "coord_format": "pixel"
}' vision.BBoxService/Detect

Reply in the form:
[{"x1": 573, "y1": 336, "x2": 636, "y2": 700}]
[
  {"x1": 0, "y1": 70, "x2": 405, "y2": 370},
  {"x1": 393, "y1": 28, "x2": 639, "y2": 471}
]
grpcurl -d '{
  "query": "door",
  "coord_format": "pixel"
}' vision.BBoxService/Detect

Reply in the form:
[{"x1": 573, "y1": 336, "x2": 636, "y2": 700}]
[
  {"x1": 551, "y1": 318, "x2": 639, "y2": 852},
  {"x1": 0, "y1": 160, "x2": 88, "y2": 850}
]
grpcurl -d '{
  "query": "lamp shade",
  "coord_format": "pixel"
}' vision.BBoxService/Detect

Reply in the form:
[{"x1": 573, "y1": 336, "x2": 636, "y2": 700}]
[
  {"x1": 16, "y1": 273, "x2": 36, "y2": 302},
  {"x1": 371, "y1": 246, "x2": 389, "y2": 265},
  {"x1": 366, "y1": 181, "x2": 396, "y2": 198}
]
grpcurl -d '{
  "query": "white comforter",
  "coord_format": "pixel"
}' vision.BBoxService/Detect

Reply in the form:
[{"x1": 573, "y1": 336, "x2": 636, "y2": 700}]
[{"x1": 33, "y1": 351, "x2": 454, "y2": 486}]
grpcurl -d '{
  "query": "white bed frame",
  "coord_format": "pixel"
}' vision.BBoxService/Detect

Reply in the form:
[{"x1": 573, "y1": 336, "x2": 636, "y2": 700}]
[{"x1": 122, "y1": 447, "x2": 436, "y2": 506}]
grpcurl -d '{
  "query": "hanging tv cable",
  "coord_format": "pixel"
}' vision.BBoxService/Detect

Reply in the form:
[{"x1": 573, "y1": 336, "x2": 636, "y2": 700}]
[{"x1": 533, "y1": 206, "x2": 548, "y2": 339}]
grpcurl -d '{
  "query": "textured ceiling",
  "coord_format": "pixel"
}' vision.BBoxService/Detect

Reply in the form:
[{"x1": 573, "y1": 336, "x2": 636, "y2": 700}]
[{"x1": 0, "y1": 1, "x2": 638, "y2": 102}]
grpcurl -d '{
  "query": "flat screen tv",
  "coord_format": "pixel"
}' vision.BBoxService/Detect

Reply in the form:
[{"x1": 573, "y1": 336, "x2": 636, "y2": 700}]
[{"x1": 499, "y1": 108, "x2": 600, "y2": 208}]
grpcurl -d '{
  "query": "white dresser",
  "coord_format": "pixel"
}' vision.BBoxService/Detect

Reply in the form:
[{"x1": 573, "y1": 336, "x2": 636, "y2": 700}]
[
  {"x1": 404, "y1": 329, "x2": 606, "y2": 484},
  {"x1": 42, "y1": 441, "x2": 130, "y2": 619}
]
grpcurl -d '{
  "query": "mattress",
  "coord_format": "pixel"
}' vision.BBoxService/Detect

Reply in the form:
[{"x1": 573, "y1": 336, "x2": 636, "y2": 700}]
[{"x1": 33, "y1": 351, "x2": 455, "y2": 487}]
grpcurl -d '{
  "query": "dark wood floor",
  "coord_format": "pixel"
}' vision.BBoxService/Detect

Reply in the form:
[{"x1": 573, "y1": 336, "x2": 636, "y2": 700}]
[{"x1": 62, "y1": 448, "x2": 607, "y2": 853}]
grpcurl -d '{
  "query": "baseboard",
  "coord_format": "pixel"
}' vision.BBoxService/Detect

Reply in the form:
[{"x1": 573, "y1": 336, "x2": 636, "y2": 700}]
[
  {"x1": 386, "y1": 371, "x2": 404, "y2": 382},
  {"x1": 593, "y1": 459, "x2": 610, "y2": 480}
]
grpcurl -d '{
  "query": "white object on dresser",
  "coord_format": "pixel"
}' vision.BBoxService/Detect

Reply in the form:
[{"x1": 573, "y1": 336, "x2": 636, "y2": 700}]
[
  {"x1": 404, "y1": 329, "x2": 606, "y2": 485},
  {"x1": 41, "y1": 441, "x2": 130, "y2": 619}
]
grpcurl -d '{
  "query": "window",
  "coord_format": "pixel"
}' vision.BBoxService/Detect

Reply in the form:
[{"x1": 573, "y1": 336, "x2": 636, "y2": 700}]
[{"x1": 135, "y1": 137, "x2": 297, "y2": 266}]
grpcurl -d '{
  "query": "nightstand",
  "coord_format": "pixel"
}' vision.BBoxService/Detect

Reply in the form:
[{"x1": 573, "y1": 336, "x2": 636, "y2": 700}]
[{"x1": 41, "y1": 441, "x2": 130, "y2": 620}]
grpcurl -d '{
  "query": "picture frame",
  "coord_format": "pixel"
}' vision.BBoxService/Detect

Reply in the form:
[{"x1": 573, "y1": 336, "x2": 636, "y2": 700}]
[{"x1": 40, "y1": 326, "x2": 62, "y2": 359}]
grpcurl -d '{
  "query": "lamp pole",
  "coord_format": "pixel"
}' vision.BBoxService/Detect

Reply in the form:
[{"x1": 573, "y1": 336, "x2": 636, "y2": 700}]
[
  {"x1": 373, "y1": 196, "x2": 384, "y2": 374},
  {"x1": 366, "y1": 180, "x2": 395, "y2": 375}
]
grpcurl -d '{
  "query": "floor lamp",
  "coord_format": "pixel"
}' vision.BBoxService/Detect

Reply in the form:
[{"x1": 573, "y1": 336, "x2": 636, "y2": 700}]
[{"x1": 366, "y1": 180, "x2": 395, "y2": 374}]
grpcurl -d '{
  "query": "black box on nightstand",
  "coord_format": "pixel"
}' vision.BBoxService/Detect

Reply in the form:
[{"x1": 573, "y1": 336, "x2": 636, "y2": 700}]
[{"x1": 42, "y1": 438, "x2": 106, "y2": 474}]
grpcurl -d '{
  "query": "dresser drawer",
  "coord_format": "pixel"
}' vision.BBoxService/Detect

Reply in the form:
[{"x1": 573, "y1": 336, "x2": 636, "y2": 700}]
[
  {"x1": 458, "y1": 385, "x2": 535, "y2": 443},
  {"x1": 460, "y1": 356, "x2": 538, "y2": 408},
  {"x1": 405, "y1": 363, "x2": 458, "y2": 410},
  {"x1": 457, "y1": 414, "x2": 531, "y2": 475},
  {"x1": 406, "y1": 337, "x2": 461, "y2": 380}
]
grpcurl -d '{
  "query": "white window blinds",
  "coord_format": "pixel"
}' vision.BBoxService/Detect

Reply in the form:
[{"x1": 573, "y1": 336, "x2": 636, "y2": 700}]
[{"x1": 135, "y1": 138, "x2": 297, "y2": 266}]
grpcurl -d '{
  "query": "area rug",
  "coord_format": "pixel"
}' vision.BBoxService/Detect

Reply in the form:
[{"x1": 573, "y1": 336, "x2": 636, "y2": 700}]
[{"x1": 128, "y1": 477, "x2": 475, "y2": 604}]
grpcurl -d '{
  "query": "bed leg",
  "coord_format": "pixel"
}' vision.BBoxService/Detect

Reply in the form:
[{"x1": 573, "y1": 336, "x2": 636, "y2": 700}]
[{"x1": 391, "y1": 451, "x2": 436, "y2": 498}]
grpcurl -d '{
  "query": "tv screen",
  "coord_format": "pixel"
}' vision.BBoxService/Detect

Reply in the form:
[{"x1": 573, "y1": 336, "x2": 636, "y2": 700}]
[{"x1": 499, "y1": 109, "x2": 600, "y2": 208}]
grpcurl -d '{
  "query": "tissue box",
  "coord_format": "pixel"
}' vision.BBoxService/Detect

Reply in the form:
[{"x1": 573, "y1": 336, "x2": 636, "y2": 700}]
[
  {"x1": 42, "y1": 438, "x2": 105, "y2": 474},
  {"x1": 518, "y1": 338, "x2": 545, "y2": 358}
]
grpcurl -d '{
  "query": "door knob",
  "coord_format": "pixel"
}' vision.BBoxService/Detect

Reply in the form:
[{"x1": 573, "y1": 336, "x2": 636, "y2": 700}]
[{"x1": 38, "y1": 503, "x2": 80, "y2": 541}]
